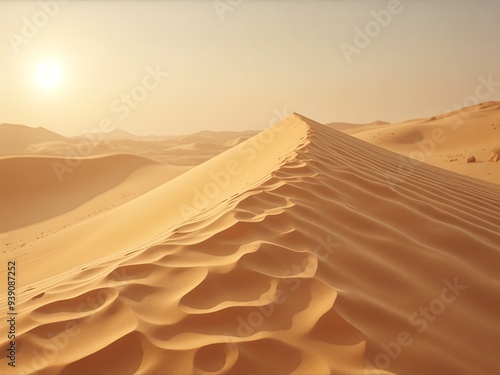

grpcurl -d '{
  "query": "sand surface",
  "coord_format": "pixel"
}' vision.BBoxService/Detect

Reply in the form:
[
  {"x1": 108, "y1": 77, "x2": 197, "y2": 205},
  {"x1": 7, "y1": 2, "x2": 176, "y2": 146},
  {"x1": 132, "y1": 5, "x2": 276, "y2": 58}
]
[
  {"x1": 332, "y1": 101, "x2": 500, "y2": 185},
  {"x1": 0, "y1": 110, "x2": 499, "y2": 374}
]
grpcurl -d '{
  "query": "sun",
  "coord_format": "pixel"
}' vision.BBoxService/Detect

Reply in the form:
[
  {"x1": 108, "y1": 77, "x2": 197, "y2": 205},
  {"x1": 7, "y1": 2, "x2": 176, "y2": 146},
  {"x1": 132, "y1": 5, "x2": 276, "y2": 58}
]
[{"x1": 35, "y1": 62, "x2": 63, "y2": 90}]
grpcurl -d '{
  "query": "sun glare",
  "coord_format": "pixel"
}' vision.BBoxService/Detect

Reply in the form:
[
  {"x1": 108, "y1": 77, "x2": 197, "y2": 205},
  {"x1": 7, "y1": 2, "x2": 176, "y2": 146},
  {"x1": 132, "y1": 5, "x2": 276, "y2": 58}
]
[{"x1": 35, "y1": 62, "x2": 63, "y2": 90}]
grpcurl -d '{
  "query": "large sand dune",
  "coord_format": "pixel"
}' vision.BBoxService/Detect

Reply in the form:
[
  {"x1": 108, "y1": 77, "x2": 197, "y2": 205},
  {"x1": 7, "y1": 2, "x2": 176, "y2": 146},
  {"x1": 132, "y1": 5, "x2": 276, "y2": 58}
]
[
  {"x1": 1, "y1": 114, "x2": 499, "y2": 374},
  {"x1": 336, "y1": 101, "x2": 500, "y2": 185},
  {"x1": 0, "y1": 154, "x2": 183, "y2": 232}
]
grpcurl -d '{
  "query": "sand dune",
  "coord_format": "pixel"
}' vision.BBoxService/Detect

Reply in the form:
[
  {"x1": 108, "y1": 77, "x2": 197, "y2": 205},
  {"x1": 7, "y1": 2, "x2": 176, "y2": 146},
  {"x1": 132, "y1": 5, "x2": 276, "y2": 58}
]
[
  {"x1": 326, "y1": 120, "x2": 390, "y2": 133},
  {"x1": 0, "y1": 154, "x2": 189, "y2": 262},
  {"x1": 1, "y1": 113, "x2": 499, "y2": 374},
  {"x1": 0, "y1": 154, "x2": 170, "y2": 231},
  {"x1": 0, "y1": 123, "x2": 256, "y2": 167},
  {"x1": 0, "y1": 124, "x2": 68, "y2": 155},
  {"x1": 342, "y1": 101, "x2": 500, "y2": 185}
]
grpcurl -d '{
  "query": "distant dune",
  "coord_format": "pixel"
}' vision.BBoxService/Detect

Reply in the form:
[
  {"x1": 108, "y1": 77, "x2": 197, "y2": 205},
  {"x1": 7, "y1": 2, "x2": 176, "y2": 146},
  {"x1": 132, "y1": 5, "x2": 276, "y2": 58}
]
[
  {"x1": 326, "y1": 120, "x2": 390, "y2": 133},
  {"x1": 0, "y1": 154, "x2": 184, "y2": 232},
  {"x1": 340, "y1": 101, "x2": 500, "y2": 185},
  {"x1": 1, "y1": 112, "x2": 498, "y2": 374},
  {"x1": 0, "y1": 124, "x2": 68, "y2": 155},
  {"x1": 0, "y1": 124, "x2": 256, "y2": 167}
]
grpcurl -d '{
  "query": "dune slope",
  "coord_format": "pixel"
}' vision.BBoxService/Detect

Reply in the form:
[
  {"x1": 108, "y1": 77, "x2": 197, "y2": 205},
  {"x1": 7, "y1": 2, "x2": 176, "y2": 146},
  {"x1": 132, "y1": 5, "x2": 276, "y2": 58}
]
[
  {"x1": 0, "y1": 124, "x2": 68, "y2": 155},
  {"x1": 345, "y1": 101, "x2": 500, "y2": 185},
  {"x1": 0, "y1": 114, "x2": 499, "y2": 374},
  {"x1": 0, "y1": 154, "x2": 171, "y2": 232}
]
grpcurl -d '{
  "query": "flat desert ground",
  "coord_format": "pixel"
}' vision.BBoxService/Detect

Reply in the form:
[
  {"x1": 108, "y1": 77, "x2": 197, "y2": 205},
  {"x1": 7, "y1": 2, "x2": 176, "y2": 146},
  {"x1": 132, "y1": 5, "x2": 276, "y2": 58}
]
[{"x1": 1, "y1": 102, "x2": 499, "y2": 374}]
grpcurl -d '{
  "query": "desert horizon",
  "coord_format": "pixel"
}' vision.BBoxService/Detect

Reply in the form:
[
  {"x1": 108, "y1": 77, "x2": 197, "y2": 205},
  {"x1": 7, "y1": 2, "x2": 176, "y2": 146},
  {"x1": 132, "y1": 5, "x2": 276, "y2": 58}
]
[{"x1": 1, "y1": 1, "x2": 500, "y2": 374}]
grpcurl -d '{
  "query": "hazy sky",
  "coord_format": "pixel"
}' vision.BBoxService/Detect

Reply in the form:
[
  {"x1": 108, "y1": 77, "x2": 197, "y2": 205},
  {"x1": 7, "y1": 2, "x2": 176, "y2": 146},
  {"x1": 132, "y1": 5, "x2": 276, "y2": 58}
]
[{"x1": 1, "y1": 0, "x2": 500, "y2": 136}]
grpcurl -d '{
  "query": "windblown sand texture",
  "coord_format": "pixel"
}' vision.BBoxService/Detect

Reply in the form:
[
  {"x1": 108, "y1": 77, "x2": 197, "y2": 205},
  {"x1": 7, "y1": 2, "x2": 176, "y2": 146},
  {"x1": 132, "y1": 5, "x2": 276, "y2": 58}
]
[
  {"x1": 0, "y1": 111, "x2": 499, "y2": 374},
  {"x1": 334, "y1": 101, "x2": 500, "y2": 185}
]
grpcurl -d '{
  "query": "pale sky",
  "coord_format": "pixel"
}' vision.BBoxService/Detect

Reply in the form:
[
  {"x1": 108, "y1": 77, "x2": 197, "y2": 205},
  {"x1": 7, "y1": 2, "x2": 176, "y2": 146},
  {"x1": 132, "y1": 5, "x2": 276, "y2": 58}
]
[{"x1": 1, "y1": 0, "x2": 500, "y2": 136}]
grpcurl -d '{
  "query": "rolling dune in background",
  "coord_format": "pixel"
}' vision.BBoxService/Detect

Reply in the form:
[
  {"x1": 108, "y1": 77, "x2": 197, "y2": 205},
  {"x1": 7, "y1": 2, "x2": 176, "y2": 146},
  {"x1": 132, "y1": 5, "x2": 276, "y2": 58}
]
[
  {"x1": 0, "y1": 112, "x2": 499, "y2": 374},
  {"x1": 335, "y1": 101, "x2": 500, "y2": 185},
  {"x1": 0, "y1": 154, "x2": 179, "y2": 232},
  {"x1": 0, "y1": 124, "x2": 257, "y2": 167}
]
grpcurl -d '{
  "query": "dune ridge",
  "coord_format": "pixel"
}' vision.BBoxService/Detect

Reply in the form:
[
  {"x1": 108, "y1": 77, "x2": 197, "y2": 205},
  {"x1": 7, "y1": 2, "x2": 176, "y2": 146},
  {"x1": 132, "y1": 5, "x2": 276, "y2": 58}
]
[{"x1": 1, "y1": 114, "x2": 499, "y2": 374}]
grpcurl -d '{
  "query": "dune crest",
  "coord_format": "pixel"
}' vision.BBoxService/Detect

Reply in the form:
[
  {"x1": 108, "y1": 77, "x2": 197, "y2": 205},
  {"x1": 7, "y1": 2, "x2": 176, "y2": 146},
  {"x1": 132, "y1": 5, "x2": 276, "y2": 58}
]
[{"x1": 1, "y1": 114, "x2": 499, "y2": 374}]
